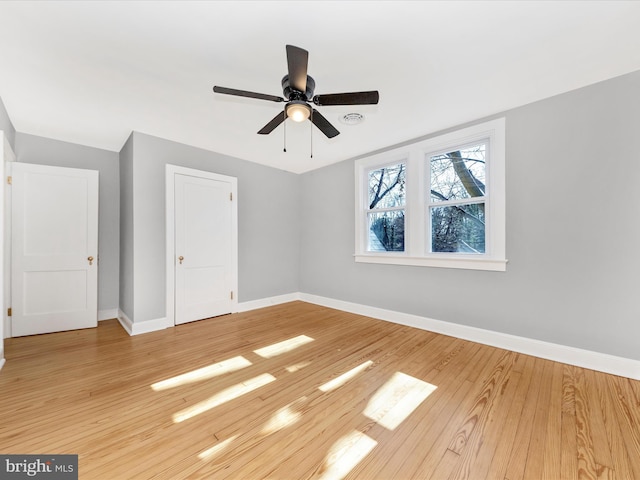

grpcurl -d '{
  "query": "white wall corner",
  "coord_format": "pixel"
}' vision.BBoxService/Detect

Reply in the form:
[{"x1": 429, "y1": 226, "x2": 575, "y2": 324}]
[
  {"x1": 236, "y1": 292, "x2": 302, "y2": 313},
  {"x1": 0, "y1": 357, "x2": 5, "y2": 371},
  {"x1": 98, "y1": 309, "x2": 119, "y2": 321},
  {"x1": 117, "y1": 309, "x2": 133, "y2": 335},
  {"x1": 299, "y1": 293, "x2": 640, "y2": 381}
]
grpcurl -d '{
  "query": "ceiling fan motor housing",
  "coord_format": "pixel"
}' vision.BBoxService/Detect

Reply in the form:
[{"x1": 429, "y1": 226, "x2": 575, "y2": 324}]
[{"x1": 282, "y1": 74, "x2": 316, "y2": 101}]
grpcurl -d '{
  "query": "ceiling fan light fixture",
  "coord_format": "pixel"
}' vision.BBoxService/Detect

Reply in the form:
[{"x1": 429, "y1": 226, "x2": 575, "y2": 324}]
[{"x1": 286, "y1": 101, "x2": 311, "y2": 122}]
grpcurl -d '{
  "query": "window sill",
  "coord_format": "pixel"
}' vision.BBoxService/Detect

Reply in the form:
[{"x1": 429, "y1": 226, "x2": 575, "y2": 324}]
[{"x1": 354, "y1": 254, "x2": 507, "y2": 271}]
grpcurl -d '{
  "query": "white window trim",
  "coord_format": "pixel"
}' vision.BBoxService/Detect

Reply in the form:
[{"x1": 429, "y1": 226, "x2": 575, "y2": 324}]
[{"x1": 354, "y1": 118, "x2": 507, "y2": 271}]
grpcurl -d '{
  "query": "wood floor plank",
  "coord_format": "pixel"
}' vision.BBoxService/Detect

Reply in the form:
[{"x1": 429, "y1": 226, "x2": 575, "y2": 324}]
[
  {"x1": 605, "y1": 373, "x2": 640, "y2": 479},
  {"x1": 502, "y1": 356, "x2": 546, "y2": 480},
  {"x1": 584, "y1": 369, "x2": 615, "y2": 474},
  {"x1": 409, "y1": 346, "x2": 510, "y2": 479},
  {"x1": 541, "y1": 361, "x2": 564, "y2": 480},
  {"x1": 522, "y1": 359, "x2": 558, "y2": 480},
  {"x1": 483, "y1": 354, "x2": 537, "y2": 479},
  {"x1": 448, "y1": 353, "x2": 522, "y2": 480},
  {"x1": 574, "y1": 367, "x2": 612, "y2": 480},
  {"x1": 1, "y1": 301, "x2": 639, "y2": 480},
  {"x1": 561, "y1": 366, "x2": 579, "y2": 480},
  {"x1": 593, "y1": 370, "x2": 638, "y2": 480},
  {"x1": 448, "y1": 351, "x2": 520, "y2": 480}
]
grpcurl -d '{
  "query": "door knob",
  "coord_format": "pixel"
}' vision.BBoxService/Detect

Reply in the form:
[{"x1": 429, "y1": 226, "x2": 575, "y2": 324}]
[
  {"x1": 178, "y1": 255, "x2": 184, "y2": 265},
  {"x1": 88, "y1": 256, "x2": 94, "y2": 266}
]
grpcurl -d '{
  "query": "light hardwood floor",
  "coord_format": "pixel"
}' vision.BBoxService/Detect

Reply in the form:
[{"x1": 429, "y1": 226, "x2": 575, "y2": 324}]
[{"x1": 1, "y1": 301, "x2": 639, "y2": 479}]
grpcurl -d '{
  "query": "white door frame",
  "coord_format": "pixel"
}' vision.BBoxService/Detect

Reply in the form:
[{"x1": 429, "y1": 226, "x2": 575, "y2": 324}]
[
  {"x1": 2, "y1": 134, "x2": 15, "y2": 340},
  {"x1": 165, "y1": 164, "x2": 238, "y2": 327}
]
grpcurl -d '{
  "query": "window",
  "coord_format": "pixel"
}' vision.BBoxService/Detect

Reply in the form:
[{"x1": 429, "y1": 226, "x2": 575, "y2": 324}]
[
  {"x1": 355, "y1": 118, "x2": 506, "y2": 271},
  {"x1": 367, "y1": 162, "x2": 406, "y2": 252}
]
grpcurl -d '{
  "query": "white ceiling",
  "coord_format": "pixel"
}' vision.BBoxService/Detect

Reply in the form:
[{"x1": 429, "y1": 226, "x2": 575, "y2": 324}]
[{"x1": 0, "y1": 1, "x2": 639, "y2": 174}]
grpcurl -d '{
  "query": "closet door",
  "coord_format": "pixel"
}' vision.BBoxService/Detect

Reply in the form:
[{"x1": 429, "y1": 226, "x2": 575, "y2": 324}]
[
  {"x1": 174, "y1": 173, "x2": 233, "y2": 325},
  {"x1": 12, "y1": 163, "x2": 98, "y2": 336}
]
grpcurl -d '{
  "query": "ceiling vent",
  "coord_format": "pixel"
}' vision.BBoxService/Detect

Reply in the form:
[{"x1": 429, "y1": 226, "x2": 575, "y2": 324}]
[{"x1": 339, "y1": 113, "x2": 365, "y2": 125}]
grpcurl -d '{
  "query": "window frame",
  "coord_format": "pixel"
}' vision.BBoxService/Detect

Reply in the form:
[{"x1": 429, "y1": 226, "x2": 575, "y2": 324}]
[{"x1": 354, "y1": 118, "x2": 506, "y2": 271}]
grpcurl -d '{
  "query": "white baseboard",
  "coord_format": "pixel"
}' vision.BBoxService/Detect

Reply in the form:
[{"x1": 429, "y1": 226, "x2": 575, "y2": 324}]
[
  {"x1": 299, "y1": 293, "x2": 640, "y2": 381},
  {"x1": 131, "y1": 317, "x2": 168, "y2": 335},
  {"x1": 114, "y1": 292, "x2": 639, "y2": 380},
  {"x1": 116, "y1": 293, "x2": 301, "y2": 337},
  {"x1": 236, "y1": 293, "x2": 302, "y2": 312},
  {"x1": 98, "y1": 309, "x2": 118, "y2": 322},
  {"x1": 117, "y1": 310, "x2": 169, "y2": 336}
]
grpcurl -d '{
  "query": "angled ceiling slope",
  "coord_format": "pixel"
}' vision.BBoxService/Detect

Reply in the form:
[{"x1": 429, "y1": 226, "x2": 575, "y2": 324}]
[{"x1": 0, "y1": 1, "x2": 639, "y2": 173}]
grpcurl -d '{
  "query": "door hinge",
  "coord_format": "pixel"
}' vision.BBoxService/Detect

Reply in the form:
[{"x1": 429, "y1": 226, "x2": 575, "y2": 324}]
[
  {"x1": 7, "y1": 176, "x2": 11, "y2": 185},
  {"x1": 230, "y1": 192, "x2": 233, "y2": 201},
  {"x1": 230, "y1": 291, "x2": 234, "y2": 300},
  {"x1": 7, "y1": 307, "x2": 11, "y2": 317}
]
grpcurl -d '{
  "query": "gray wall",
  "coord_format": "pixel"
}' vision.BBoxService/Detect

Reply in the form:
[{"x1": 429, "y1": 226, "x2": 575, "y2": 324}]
[
  {"x1": 0, "y1": 97, "x2": 15, "y2": 150},
  {"x1": 119, "y1": 134, "x2": 134, "y2": 320},
  {"x1": 123, "y1": 132, "x2": 300, "y2": 323},
  {"x1": 14, "y1": 133, "x2": 120, "y2": 314},
  {"x1": 300, "y1": 70, "x2": 640, "y2": 361}
]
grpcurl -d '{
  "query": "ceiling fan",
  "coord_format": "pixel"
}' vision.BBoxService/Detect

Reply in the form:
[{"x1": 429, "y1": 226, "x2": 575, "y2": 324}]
[{"x1": 213, "y1": 45, "x2": 379, "y2": 139}]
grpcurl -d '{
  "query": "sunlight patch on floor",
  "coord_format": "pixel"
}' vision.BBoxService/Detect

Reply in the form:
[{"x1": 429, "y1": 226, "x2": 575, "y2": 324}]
[
  {"x1": 172, "y1": 373, "x2": 276, "y2": 423},
  {"x1": 151, "y1": 356, "x2": 252, "y2": 391},
  {"x1": 364, "y1": 372, "x2": 437, "y2": 430},
  {"x1": 260, "y1": 397, "x2": 307, "y2": 435},
  {"x1": 254, "y1": 335, "x2": 314, "y2": 358},
  {"x1": 198, "y1": 435, "x2": 238, "y2": 460},
  {"x1": 285, "y1": 361, "x2": 312, "y2": 373},
  {"x1": 319, "y1": 361, "x2": 374, "y2": 393},
  {"x1": 318, "y1": 430, "x2": 377, "y2": 480}
]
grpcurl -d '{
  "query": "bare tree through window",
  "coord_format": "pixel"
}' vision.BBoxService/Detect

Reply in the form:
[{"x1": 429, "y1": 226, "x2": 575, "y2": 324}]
[
  {"x1": 367, "y1": 164, "x2": 405, "y2": 251},
  {"x1": 430, "y1": 144, "x2": 486, "y2": 253}
]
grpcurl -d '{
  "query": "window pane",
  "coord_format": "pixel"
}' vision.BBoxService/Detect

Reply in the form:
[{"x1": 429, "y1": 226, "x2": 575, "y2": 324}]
[
  {"x1": 430, "y1": 144, "x2": 485, "y2": 202},
  {"x1": 368, "y1": 211, "x2": 405, "y2": 252},
  {"x1": 368, "y1": 163, "x2": 405, "y2": 209},
  {"x1": 431, "y1": 203, "x2": 485, "y2": 253}
]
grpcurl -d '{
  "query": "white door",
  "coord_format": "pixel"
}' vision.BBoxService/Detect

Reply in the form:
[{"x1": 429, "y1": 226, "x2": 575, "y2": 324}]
[
  {"x1": 11, "y1": 163, "x2": 99, "y2": 337},
  {"x1": 174, "y1": 173, "x2": 233, "y2": 325}
]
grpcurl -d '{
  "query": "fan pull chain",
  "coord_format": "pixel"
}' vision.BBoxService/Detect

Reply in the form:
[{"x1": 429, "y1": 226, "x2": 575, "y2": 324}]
[
  {"x1": 310, "y1": 110, "x2": 313, "y2": 158},
  {"x1": 283, "y1": 110, "x2": 287, "y2": 153}
]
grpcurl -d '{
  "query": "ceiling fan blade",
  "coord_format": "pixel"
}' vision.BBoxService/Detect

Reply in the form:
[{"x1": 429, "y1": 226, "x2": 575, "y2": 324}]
[
  {"x1": 312, "y1": 91, "x2": 379, "y2": 106},
  {"x1": 213, "y1": 86, "x2": 284, "y2": 103},
  {"x1": 286, "y1": 45, "x2": 308, "y2": 93},
  {"x1": 257, "y1": 110, "x2": 286, "y2": 135},
  {"x1": 311, "y1": 109, "x2": 340, "y2": 138}
]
